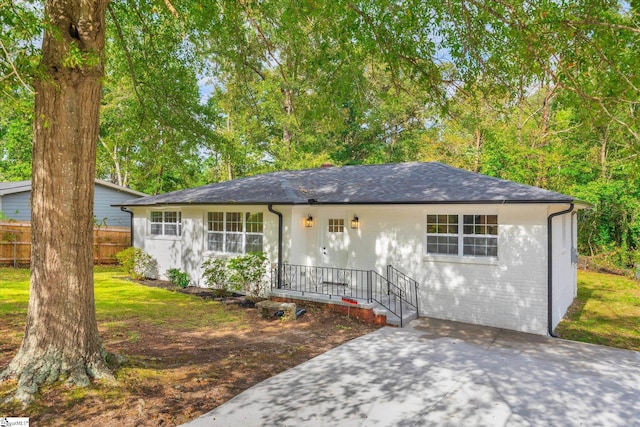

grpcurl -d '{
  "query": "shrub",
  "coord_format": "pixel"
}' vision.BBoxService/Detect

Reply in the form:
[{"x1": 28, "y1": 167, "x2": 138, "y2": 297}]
[
  {"x1": 581, "y1": 246, "x2": 640, "y2": 277},
  {"x1": 115, "y1": 247, "x2": 158, "y2": 280},
  {"x1": 167, "y1": 268, "x2": 190, "y2": 289},
  {"x1": 201, "y1": 258, "x2": 232, "y2": 293},
  {"x1": 200, "y1": 253, "x2": 269, "y2": 299},
  {"x1": 228, "y1": 252, "x2": 268, "y2": 300}
]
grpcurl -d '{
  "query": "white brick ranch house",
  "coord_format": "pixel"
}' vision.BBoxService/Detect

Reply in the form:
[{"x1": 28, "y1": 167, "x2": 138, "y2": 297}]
[{"x1": 117, "y1": 162, "x2": 587, "y2": 335}]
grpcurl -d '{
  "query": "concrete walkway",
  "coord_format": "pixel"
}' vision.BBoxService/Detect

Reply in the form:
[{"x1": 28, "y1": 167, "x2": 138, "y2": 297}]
[{"x1": 182, "y1": 318, "x2": 640, "y2": 426}]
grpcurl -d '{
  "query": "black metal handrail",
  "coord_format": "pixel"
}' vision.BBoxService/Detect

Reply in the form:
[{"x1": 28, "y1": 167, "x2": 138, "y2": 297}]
[
  {"x1": 273, "y1": 263, "x2": 373, "y2": 302},
  {"x1": 386, "y1": 265, "x2": 420, "y2": 317},
  {"x1": 370, "y1": 270, "x2": 407, "y2": 326},
  {"x1": 270, "y1": 263, "x2": 421, "y2": 327}
]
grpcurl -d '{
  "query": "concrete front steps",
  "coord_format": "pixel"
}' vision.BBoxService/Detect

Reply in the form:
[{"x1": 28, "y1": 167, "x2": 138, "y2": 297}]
[{"x1": 374, "y1": 305, "x2": 419, "y2": 327}]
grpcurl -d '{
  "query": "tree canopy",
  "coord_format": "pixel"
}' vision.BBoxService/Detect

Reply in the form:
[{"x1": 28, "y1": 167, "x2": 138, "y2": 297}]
[
  {"x1": 2, "y1": 1, "x2": 639, "y2": 268},
  {"x1": 2, "y1": 1, "x2": 639, "y2": 266}
]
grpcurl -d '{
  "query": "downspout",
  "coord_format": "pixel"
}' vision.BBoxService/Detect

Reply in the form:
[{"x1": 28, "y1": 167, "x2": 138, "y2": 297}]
[
  {"x1": 547, "y1": 203, "x2": 574, "y2": 337},
  {"x1": 120, "y1": 206, "x2": 134, "y2": 247},
  {"x1": 268, "y1": 204, "x2": 283, "y2": 289}
]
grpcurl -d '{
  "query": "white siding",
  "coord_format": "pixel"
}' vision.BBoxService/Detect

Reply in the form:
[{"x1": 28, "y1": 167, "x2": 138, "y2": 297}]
[
  {"x1": 131, "y1": 207, "x2": 183, "y2": 278},
  {"x1": 290, "y1": 204, "x2": 554, "y2": 335},
  {"x1": 180, "y1": 207, "x2": 205, "y2": 283},
  {"x1": 419, "y1": 205, "x2": 549, "y2": 334},
  {"x1": 131, "y1": 205, "x2": 279, "y2": 284},
  {"x1": 550, "y1": 208, "x2": 578, "y2": 330}
]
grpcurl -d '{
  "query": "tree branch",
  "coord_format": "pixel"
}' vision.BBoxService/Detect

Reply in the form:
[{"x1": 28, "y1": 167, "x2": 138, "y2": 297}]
[
  {"x1": 107, "y1": 3, "x2": 146, "y2": 119},
  {"x1": 0, "y1": 39, "x2": 33, "y2": 93},
  {"x1": 241, "y1": 3, "x2": 300, "y2": 125},
  {"x1": 597, "y1": 99, "x2": 640, "y2": 142},
  {"x1": 163, "y1": 0, "x2": 179, "y2": 17},
  {"x1": 566, "y1": 19, "x2": 640, "y2": 35}
]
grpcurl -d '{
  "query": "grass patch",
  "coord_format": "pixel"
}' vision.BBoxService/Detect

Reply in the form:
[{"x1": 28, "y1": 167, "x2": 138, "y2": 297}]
[
  {"x1": 0, "y1": 266, "x2": 246, "y2": 418},
  {"x1": 0, "y1": 268, "x2": 30, "y2": 318},
  {"x1": 93, "y1": 268, "x2": 242, "y2": 328},
  {"x1": 556, "y1": 270, "x2": 640, "y2": 351},
  {"x1": 0, "y1": 267, "x2": 243, "y2": 328}
]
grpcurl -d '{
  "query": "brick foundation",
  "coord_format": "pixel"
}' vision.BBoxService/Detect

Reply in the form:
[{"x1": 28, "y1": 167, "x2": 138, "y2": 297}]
[{"x1": 270, "y1": 296, "x2": 388, "y2": 326}]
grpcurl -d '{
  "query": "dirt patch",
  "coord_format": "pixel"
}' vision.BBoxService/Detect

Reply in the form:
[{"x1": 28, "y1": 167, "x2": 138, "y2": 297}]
[{"x1": 0, "y1": 282, "x2": 379, "y2": 426}]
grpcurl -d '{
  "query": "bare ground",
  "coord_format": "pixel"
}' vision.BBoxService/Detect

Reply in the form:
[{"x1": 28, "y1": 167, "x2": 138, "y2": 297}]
[{"x1": 0, "y1": 281, "x2": 379, "y2": 426}]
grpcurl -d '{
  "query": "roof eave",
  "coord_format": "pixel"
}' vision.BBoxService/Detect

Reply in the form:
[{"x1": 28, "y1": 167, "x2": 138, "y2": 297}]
[
  {"x1": 112, "y1": 201, "x2": 296, "y2": 207},
  {"x1": 95, "y1": 179, "x2": 149, "y2": 197},
  {"x1": 114, "y1": 198, "x2": 579, "y2": 207},
  {"x1": 0, "y1": 186, "x2": 32, "y2": 196}
]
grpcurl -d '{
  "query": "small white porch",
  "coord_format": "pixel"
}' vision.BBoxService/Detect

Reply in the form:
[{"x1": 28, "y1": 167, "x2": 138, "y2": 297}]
[{"x1": 270, "y1": 263, "x2": 420, "y2": 327}]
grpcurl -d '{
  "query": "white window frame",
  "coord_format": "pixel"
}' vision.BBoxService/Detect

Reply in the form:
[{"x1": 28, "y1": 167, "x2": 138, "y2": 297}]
[
  {"x1": 425, "y1": 214, "x2": 459, "y2": 255},
  {"x1": 425, "y1": 214, "x2": 498, "y2": 258},
  {"x1": 206, "y1": 211, "x2": 264, "y2": 255},
  {"x1": 149, "y1": 210, "x2": 182, "y2": 237},
  {"x1": 244, "y1": 212, "x2": 264, "y2": 253},
  {"x1": 462, "y1": 214, "x2": 498, "y2": 257}
]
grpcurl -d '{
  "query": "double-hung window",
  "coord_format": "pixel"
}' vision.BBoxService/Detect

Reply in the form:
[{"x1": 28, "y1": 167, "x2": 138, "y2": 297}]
[
  {"x1": 150, "y1": 211, "x2": 182, "y2": 236},
  {"x1": 245, "y1": 212, "x2": 264, "y2": 253},
  {"x1": 426, "y1": 215, "x2": 459, "y2": 255},
  {"x1": 426, "y1": 214, "x2": 497, "y2": 257},
  {"x1": 462, "y1": 215, "x2": 498, "y2": 256},
  {"x1": 207, "y1": 212, "x2": 263, "y2": 254}
]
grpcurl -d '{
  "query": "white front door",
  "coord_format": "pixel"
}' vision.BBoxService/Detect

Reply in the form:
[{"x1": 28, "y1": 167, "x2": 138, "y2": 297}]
[{"x1": 320, "y1": 209, "x2": 350, "y2": 269}]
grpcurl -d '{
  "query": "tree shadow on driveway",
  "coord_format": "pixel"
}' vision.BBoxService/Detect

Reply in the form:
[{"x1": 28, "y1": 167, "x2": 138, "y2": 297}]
[{"x1": 183, "y1": 317, "x2": 640, "y2": 427}]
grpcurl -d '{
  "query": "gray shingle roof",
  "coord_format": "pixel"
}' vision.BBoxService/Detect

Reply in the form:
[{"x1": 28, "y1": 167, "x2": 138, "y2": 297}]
[
  {"x1": 118, "y1": 162, "x2": 577, "y2": 207},
  {"x1": 0, "y1": 180, "x2": 31, "y2": 196}
]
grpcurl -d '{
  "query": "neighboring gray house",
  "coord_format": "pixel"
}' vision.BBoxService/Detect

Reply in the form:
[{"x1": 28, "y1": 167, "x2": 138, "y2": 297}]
[
  {"x1": 0, "y1": 179, "x2": 147, "y2": 227},
  {"x1": 119, "y1": 162, "x2": 589, "y2": 335}
]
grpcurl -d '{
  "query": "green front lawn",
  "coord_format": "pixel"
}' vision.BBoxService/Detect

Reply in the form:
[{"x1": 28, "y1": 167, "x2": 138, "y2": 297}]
[
  {"x1": 0, "y1": 266, "x2": 244, "y2": 346},
  {"x1": 556, "y1": 270, "x2": 640, "y2": 351},
  {"x1": 92, "y1": 268, "x2": 242, "y2": 329}
]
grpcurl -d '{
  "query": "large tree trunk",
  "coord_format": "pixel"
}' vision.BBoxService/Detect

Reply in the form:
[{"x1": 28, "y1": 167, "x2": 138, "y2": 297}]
[{"x1": 1, "y1": 0, "x2": 113, "y2": 402}]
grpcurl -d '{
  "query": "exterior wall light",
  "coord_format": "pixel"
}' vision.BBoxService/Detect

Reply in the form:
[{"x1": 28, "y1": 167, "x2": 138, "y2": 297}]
[
  {"x1": 350, "y1": 215, "x2": 359, "y2": 229},
  {"x1": 304, "y1": 214, "x2": 314, "y2": 228}
]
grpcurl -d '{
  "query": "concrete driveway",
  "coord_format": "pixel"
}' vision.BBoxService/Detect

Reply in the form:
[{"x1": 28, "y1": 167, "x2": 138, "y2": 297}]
[{"x1": 182, "y1": 318, "x2": 640, "y2": 426}]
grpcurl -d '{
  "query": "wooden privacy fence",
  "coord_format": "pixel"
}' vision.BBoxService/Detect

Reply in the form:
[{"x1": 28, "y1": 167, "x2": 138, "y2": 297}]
[{"x1": 0, "y1": 221, "x2": 131, "y2": 267}]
